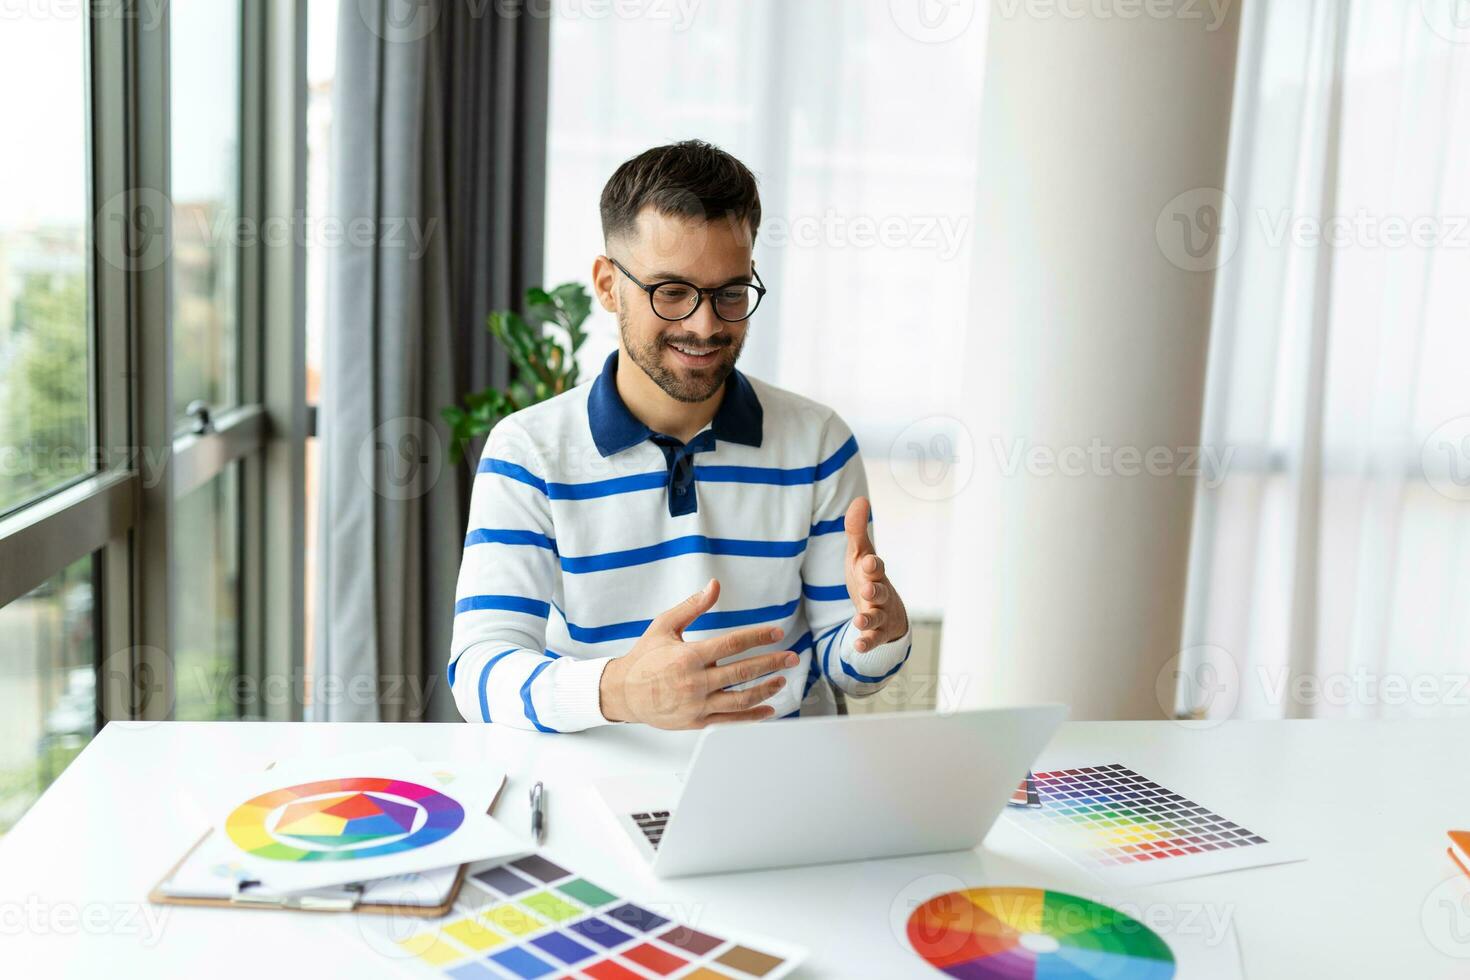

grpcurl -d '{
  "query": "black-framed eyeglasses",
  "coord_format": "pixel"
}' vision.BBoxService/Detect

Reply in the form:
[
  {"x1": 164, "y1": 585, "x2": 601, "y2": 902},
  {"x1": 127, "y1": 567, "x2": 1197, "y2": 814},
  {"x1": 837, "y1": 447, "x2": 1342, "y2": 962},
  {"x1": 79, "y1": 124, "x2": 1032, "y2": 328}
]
[{"x1": 608, "y1": 257, "x2": 767, "y2": 323}]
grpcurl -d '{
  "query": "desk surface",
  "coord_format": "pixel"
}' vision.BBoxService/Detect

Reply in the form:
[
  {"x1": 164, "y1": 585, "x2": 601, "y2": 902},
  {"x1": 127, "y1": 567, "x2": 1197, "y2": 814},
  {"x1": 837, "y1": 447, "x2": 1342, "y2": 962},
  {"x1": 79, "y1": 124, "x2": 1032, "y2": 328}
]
[{"x1": 1, "y1": 718, "x2": 1467, "y2": 978}]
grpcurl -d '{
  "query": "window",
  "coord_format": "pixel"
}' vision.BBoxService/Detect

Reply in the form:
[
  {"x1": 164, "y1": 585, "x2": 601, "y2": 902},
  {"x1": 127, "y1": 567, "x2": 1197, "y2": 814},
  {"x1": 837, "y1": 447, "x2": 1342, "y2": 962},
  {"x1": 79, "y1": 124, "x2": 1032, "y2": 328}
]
[
  {"x1": 173, "y1": 466, "x2": 241, "y2": 721},
  {"x1": 170, "y1": 0, "x2": 243, "y2": 424},
  {"x1": 0, "y1": 14, "x2": 91, "y2": 515},
  {"x1": 0, "y1": 556, "x2": 95, "y2": 835}
]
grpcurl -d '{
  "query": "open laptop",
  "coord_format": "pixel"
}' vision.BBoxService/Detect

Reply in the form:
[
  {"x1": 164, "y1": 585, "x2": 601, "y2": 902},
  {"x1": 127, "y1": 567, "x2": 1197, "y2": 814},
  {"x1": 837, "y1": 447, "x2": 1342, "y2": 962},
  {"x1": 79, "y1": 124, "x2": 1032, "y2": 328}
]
[{"x1": 594, "y1": 705, "x2": 1066, "y2": 878}]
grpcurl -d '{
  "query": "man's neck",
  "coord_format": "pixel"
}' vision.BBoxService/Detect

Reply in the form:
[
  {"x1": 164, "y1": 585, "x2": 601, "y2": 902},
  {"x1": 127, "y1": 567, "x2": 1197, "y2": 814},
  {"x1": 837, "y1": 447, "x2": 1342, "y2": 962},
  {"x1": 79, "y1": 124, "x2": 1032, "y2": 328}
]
[{"x1": 615, "y1": 351, "x2": 724, "y2": 444}]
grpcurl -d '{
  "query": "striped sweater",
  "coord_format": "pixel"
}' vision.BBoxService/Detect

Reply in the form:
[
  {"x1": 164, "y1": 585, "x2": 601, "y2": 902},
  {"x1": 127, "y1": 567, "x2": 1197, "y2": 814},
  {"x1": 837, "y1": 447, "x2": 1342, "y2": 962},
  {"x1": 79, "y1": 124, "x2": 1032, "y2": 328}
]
[{"x1": 447, "y1": 351, "x2": 912, "y2": 731}]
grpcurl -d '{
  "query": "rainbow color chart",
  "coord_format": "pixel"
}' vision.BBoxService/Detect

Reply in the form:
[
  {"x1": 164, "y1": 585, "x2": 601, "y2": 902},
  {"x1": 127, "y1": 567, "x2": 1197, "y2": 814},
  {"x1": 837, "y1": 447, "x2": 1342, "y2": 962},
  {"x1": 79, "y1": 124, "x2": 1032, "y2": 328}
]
[
  {"x1": 1005, "y1": 764, "x2": 1300, "y2": 886},
  {"x1": 908, "y1": 887, "x2": 1175, "y2": 979},
  {"x1": 226, "y1": 777, "x2": 464, "y2": 862},
  {"x1": 359, "y1": 853, "x2": 805, "y2": 979}
]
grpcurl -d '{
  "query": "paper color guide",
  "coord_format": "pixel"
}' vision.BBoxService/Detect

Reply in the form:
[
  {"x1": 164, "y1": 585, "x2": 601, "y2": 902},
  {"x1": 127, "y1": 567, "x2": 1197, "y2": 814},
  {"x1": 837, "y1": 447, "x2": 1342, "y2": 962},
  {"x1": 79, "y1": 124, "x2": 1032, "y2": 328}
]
[
  {"x1": 1005, "y1": 763, "x2": 1303, "y2": 886},
  {"x1": 365, "y1": 854, "x2": 804, "y2": 979}
]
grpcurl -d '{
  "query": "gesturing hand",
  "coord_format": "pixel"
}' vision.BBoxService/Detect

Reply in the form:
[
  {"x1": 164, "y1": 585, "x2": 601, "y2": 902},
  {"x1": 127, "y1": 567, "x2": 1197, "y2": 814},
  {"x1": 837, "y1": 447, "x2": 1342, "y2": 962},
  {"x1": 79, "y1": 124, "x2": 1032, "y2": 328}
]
[
  {"x1": 599, "y1": 579, "x2": 797, "y2": 729},
  {"x1": 844, "y1": 497, "x2": 909, "y2": 653}
]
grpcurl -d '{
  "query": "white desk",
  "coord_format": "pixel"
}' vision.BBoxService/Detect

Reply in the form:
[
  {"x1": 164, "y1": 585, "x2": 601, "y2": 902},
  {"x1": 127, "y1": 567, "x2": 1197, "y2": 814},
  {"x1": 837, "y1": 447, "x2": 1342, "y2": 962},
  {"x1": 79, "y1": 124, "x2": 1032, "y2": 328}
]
[{"x1": 1, "y1": 719, "x2": 1467, "y2": 978}]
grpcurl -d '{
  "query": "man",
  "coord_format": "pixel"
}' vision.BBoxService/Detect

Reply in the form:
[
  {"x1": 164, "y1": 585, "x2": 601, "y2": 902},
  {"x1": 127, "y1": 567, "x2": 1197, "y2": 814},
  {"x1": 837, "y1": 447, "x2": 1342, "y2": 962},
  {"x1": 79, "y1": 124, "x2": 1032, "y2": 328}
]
[{"x1": 448, "y1": 140, "x2": 911, "y2": 731}]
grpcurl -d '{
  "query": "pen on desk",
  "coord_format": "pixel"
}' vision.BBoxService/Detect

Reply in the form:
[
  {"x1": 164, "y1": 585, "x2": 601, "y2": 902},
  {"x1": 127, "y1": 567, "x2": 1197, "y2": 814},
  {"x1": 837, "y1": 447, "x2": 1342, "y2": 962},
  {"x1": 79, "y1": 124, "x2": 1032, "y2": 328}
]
[{"x1": 529, "y1": 781, "x2": 546, "y2": 845}]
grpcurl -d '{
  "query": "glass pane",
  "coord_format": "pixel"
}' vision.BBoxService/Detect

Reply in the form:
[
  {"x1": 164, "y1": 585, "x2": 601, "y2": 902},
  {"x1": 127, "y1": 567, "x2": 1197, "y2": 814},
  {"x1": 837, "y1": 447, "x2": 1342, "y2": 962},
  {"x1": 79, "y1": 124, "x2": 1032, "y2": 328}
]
[
  {"x1": 173, "y1": 465, "x2": 241, "y2": 720},
  {"x1": 0, "y1": 556, "x2": 96, "y2": 835},
  {"x1": 0, "y1": 15, "x2": 91, "y2": 515},
  {"x1": 171, "y1": 0, "x2": 242, "y2": 423}
]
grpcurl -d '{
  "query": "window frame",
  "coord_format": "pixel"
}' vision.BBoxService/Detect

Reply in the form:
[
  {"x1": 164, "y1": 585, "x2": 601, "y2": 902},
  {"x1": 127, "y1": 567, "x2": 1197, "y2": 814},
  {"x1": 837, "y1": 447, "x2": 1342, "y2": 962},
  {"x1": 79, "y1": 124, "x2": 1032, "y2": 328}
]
[{"x1": 0, "y1": 1, "x2": 307, "y2": 728}]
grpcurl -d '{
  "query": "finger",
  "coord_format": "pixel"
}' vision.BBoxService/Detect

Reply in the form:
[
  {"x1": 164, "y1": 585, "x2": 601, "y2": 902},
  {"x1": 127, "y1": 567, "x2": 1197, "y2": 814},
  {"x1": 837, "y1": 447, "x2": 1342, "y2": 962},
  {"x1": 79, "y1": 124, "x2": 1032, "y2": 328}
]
[
  {"x1": 859, "y1": 580, "x2": 889, "y2": 605},
  {"x1": 860, "y1": 554, "x2": 885, "y2": 581},
  {"x1": 691, "y1": 624, "x2": 784, "y2": 665},
  {"x1": 705, "y1": 650, "x2": 799, "y2": 690},
  {"x1": 700, "y1": 706, "x2": 776, "y2": 726},
  {"x1": 854, "y1": 610, "x2": 886, "y2": 634},
  {"x1": 705, "y1": 676, "x2": 785, "y2": 713},
  {"x1": 853, "y1": 629, "x2": 887, "y2": 653},
  {"x1": 844, "y1": 497, "x2": 873, "y2": 560},
  {"x1": 654, "y1": 578, "x2": 720, "y2": 638}
]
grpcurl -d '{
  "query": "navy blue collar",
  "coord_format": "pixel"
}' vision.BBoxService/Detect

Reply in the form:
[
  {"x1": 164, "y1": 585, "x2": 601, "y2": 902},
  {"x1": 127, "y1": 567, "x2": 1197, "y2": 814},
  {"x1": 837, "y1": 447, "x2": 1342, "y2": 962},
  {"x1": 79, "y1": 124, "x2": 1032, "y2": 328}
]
[{"x1": 587, "y1": 350, "x2": 763, "y2": 457}]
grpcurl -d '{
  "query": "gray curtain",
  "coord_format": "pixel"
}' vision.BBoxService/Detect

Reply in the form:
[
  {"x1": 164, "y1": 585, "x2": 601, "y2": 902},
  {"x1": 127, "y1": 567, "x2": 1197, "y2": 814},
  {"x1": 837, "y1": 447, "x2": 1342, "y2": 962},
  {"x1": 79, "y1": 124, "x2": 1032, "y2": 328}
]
[{"x1": 315, "y1": 0, "x2": 548, "y2": 722}]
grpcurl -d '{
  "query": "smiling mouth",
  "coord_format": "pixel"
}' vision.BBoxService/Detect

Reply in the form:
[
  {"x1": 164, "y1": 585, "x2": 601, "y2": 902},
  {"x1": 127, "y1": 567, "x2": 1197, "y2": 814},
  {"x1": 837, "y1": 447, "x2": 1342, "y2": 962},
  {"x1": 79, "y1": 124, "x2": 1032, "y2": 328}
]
[{"x1": 665, "y1": 341, "x2": 724, "y2": 363}]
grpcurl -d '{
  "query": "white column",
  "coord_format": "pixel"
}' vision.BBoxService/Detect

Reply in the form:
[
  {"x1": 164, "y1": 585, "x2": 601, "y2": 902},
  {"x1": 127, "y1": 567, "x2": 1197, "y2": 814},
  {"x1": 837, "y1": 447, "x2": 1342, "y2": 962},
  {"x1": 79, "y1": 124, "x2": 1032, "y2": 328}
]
[{"x1": 938, "y1": 1, "x2": 1242, "y2": 720}]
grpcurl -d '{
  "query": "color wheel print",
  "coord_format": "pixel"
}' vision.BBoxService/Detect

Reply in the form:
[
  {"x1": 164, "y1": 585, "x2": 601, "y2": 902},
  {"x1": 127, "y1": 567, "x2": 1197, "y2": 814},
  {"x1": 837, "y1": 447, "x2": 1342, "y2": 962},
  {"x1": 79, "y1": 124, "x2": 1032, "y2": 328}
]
[
  {"x1": 908, "y1": 887, "x2": 1175, "y2": 979},
  {"x1": 226, "y1": 777, "x2": 464, "y2": 862}
]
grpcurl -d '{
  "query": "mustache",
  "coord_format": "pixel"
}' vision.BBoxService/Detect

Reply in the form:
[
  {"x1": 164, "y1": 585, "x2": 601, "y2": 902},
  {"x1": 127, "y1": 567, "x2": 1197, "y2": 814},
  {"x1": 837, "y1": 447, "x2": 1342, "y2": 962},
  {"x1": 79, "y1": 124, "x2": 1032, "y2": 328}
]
[{"x1": 660, "y1": 334, "x2": 732, "y2": 349}]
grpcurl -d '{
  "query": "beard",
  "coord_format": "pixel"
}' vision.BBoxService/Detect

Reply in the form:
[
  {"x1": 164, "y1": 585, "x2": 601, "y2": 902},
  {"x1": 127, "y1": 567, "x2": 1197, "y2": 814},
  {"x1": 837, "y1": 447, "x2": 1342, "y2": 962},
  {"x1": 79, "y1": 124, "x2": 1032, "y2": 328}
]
[{"x1": 618, "y1": 306, "x2": 745, "y2": 404}]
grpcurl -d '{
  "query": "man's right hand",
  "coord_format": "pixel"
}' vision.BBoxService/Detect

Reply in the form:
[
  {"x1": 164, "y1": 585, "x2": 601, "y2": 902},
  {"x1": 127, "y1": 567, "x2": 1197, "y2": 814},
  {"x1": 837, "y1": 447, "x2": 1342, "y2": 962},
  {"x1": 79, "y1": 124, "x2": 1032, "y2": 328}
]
[{"x1": 599, "y1": 578, "x2": 796, "y2": 729}]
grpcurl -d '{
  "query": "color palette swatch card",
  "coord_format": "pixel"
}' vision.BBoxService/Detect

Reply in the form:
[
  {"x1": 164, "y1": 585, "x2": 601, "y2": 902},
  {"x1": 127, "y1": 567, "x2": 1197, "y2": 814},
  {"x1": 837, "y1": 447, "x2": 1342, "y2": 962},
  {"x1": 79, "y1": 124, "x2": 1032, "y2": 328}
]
[
  {"x1": 1003, "y1": 764, "x2": 1303, "y2": 887},
  {"x1": 205, "y1": 752, "x2": 526, "y2": 893},
  {"x1": 352, "y1": 853, "x2": 806, "y2": 979}
]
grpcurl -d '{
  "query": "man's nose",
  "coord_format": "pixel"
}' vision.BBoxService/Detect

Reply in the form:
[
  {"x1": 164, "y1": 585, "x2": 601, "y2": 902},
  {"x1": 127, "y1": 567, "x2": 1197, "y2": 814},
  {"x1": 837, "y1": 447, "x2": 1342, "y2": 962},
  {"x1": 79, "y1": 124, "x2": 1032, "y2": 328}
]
[{"x1": 681, "y1": 300, "x2": 724, "y2": 339}]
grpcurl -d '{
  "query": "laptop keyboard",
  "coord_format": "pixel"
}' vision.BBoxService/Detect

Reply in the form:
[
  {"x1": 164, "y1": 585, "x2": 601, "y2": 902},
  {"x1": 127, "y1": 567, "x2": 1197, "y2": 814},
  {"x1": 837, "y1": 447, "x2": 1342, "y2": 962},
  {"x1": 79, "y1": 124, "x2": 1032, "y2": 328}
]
[{"x1": 630, "y1": 811, "x2": 671, "y2": 850}]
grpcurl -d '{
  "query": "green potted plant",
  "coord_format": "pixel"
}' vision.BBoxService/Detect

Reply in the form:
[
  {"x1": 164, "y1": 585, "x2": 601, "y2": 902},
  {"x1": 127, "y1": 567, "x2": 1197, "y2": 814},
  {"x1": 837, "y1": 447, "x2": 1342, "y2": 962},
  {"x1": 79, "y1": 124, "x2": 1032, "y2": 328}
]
[{"x1": 443, "y1": 282, "x2": 592, "y2": 461}]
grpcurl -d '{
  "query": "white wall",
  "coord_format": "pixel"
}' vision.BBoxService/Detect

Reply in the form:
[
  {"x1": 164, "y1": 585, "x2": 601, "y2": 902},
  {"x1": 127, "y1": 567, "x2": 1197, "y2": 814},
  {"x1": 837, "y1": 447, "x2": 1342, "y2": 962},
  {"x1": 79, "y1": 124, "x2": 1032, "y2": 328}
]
[{"x1": 939, "y1": 2, "x2": 1242, "y2": 720}]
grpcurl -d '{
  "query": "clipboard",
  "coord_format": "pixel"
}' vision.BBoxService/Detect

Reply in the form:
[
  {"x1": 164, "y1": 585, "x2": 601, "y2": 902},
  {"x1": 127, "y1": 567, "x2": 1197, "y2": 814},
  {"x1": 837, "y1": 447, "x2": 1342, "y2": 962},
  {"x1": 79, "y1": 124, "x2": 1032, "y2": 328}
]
[{"x1": 149, "y1": 770, "x2": 508, "y2": 917}]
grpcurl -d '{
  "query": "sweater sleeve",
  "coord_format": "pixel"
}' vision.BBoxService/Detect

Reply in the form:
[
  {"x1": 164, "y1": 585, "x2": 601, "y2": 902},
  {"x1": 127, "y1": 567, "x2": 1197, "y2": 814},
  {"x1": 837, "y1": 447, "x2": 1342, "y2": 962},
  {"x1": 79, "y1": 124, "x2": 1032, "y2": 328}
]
[
  {"x1": 799, "y1": 412, "x2": 912, "y2": 699},
  {"x1": 448, "y1": 417, "x2": 612, "y2": 732}
]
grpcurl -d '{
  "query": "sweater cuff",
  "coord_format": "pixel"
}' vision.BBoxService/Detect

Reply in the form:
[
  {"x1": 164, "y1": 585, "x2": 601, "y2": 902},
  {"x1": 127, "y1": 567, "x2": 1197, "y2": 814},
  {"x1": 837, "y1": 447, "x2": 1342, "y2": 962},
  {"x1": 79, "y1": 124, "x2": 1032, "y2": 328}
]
[
  {"x1": 550, "y1": 656, "x2": 614, "y2": 731},
  {"x1": 843, "y1": 623, "x2": 913, "y2": 683}
]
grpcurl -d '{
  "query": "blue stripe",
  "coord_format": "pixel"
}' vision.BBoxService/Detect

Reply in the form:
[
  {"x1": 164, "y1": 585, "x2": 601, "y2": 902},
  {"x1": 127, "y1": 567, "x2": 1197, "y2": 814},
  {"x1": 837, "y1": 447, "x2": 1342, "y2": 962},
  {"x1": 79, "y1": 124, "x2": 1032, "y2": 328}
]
[
  {"x1": 479, "y1": 458, "x2": 547, "y2": 493},
  {"x1": 821, "y1": 621, "x2": 849, "y2": 683},
  {"x1": 481, "y1": 437, "x2": 859, "y2": 499},
  {"x1": 841, "y1": 641, "x2": 913, "y2": 684},
  {"x1": 519, "y1": 659, "x2": 561, "y2": 733},
  {"x1": 554, "y1": 597, "x2": 801, "y2": 645},
  {"x1": 478, "y1": 648, "x2": 519, "y2": 722},
  {"x1": 809, "y1": 517, "x2": 846, "y2": 536},
  {"x1": 802, "y1": 582, "x2": 849, "y2": 602},
  {"x1": 561, "y1": 534, "x2": 807, "y2": 574},
  {"x1": 780, "y1": 709, "x2": 801, "y2": 719},
  {"x1": 464, "y1": 528, "x2": 558, "y2": 552},
  {"x1": 455, "y1": 594, "x2": 551, "y2": 618},
  {"x1": 695, "y1": 435, "x2": 859, "y2": 487}
]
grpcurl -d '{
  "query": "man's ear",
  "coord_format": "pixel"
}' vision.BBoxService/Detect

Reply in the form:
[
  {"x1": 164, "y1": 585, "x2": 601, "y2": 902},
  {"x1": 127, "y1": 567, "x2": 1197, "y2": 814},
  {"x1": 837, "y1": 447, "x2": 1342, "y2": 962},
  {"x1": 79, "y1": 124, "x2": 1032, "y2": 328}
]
[{"x1": 592, "y1": 253, "x2": 619, "y2": 313}]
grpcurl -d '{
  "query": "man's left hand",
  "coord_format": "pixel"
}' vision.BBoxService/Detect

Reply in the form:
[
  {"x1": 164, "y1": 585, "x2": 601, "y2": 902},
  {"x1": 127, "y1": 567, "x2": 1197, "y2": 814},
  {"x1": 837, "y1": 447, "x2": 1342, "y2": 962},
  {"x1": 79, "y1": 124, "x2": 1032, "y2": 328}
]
[{"x1": 843, "y1": 496, "x2": 909, "y2": 653}]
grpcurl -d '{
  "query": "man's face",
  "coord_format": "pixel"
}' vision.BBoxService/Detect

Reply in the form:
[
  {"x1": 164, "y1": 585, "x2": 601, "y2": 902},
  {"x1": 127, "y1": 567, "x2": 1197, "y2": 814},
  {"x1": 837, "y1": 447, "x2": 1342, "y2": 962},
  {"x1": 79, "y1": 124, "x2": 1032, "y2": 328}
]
[{"x1": 604, "y1": 208, "x2": 754, "y2": 404}]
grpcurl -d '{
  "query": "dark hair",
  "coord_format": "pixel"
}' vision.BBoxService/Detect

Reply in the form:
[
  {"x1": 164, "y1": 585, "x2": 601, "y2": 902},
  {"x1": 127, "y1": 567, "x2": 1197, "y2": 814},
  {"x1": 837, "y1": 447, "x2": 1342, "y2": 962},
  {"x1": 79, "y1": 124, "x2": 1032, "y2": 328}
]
[{"x1": 599, "y1": 140, "x2": 762, "y2": 244}]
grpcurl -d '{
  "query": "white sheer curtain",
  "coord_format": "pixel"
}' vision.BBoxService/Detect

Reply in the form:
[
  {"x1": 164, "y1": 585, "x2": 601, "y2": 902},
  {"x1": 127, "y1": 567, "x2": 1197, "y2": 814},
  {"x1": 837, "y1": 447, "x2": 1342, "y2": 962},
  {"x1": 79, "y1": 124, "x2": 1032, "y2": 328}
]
[
  {"x1": 541, "y1": 3, "x2": 991, "y2": 620},
  {"x1": 1182, "y1": 0, "x2": 1470, "y2": 720}
]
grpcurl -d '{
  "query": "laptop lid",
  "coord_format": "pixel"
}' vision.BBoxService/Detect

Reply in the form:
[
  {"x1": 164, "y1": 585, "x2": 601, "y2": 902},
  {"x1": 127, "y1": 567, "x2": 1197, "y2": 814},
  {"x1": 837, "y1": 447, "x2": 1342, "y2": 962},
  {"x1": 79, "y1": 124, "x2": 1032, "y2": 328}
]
[{"x1": 651, "y1": 704, "x2": 1066, "y2": 878}]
